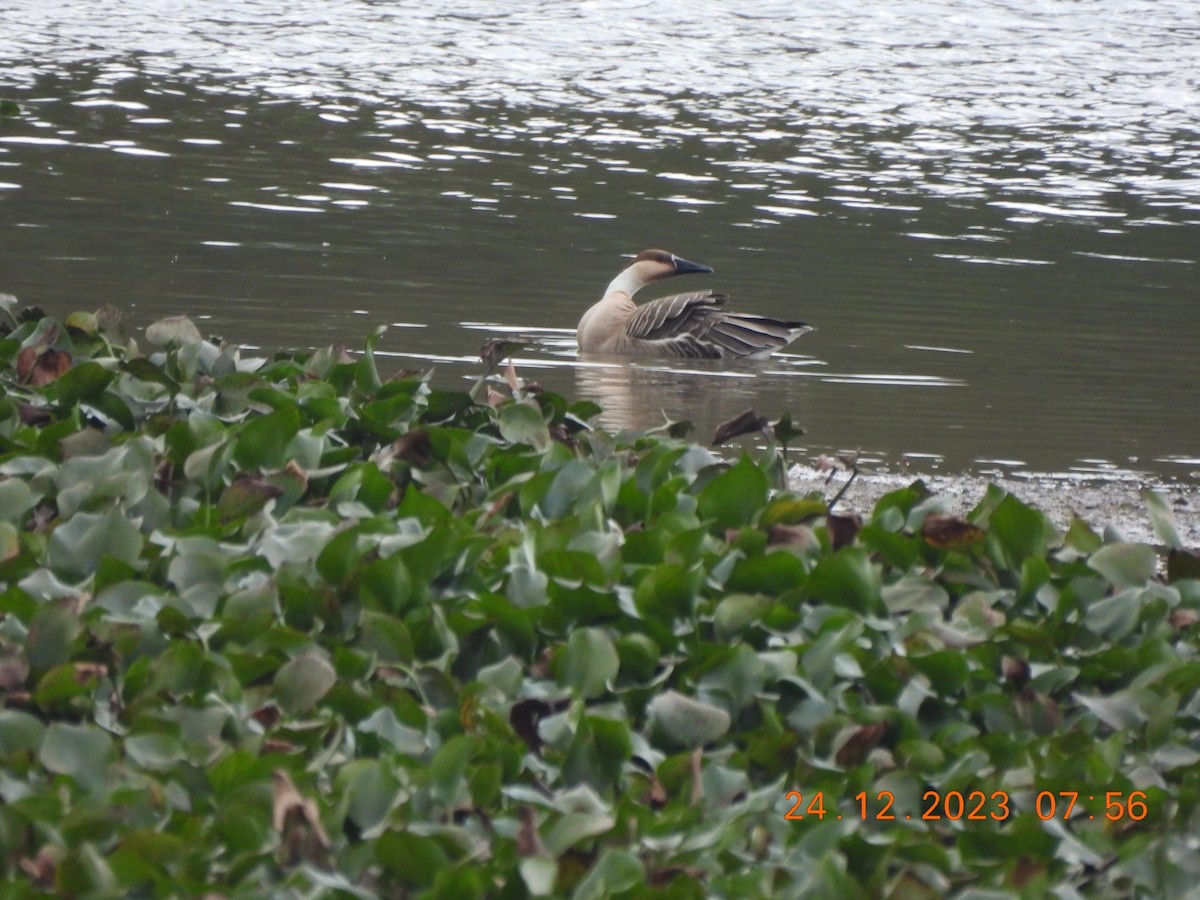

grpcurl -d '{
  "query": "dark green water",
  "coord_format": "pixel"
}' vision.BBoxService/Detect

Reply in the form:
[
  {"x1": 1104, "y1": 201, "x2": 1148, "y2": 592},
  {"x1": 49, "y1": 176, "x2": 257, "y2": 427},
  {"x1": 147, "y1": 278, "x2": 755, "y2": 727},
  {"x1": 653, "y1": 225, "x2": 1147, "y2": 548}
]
[{"x1": 2, "y1": 1, "x2": 1198, "y2": 477}]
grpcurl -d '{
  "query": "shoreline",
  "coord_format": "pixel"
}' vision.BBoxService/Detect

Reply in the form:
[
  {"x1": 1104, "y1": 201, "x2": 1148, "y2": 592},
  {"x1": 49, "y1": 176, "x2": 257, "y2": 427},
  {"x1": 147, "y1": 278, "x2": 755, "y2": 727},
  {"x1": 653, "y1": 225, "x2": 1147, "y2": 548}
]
[{"x1": 787, "y1": 462, "x2": 1200, "y2": 547}]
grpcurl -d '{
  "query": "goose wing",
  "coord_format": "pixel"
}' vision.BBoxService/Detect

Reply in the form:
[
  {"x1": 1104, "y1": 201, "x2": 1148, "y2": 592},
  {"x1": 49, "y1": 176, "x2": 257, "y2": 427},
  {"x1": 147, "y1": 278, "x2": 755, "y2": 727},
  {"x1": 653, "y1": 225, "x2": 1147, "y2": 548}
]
[
  {"x1": 626, "y1": 290, "x2": 811, "y2": 358},
  {"x1": 625, "y1": 290, "x2": 728, "y2": 340}
]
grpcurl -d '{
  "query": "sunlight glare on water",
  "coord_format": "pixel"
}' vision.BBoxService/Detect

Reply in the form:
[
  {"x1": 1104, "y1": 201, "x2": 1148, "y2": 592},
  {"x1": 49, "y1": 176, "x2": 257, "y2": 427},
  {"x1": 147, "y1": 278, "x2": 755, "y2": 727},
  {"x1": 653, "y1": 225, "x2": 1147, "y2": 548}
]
[{"x1": 1, "y1": 0, "x2": 1198, "y2": 475}]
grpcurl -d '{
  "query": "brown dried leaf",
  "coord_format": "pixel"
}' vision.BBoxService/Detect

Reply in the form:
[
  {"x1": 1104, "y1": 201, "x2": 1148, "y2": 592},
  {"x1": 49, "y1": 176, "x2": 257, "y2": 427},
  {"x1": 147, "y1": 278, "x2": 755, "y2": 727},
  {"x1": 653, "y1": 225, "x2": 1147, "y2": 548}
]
[
  {"x1": 393, "y1": 430, "x2": 433, "y2": 467},
  {"x1": 480, "y1": 338, "x2": 526, "y2": 370},
  {"x1": 252, "y1": 705, "x2": 282, "y2": 729},
  {"x1": 711, "y1": 409, "x2": 769, "y2": 447},
  {"x1": 646, "y1": 775, "x2": 668, "y2": 810},
  {"x1": 276, "y1": 459, "x2": 309, "y2": 492},
  {"x1": 1169, "y1": 608, "x2": 1199, "y2": 630},
  {"x1": 479, "y1": 491, "x2": 513, "y2": 524},
  {"x1": 154, "y1": 459, "x2": 175, "y2": 494},
  {"x1": 1013, "y1": 857, "x2": 1047, "y2": 889},
  {"x1": 17, "y1": 345, "x2": 73, "y2": 386},
  {"x1": 510, "y1": 698, "x2": 551, "y2": 755},
  {"x1": 385, "y1": 367, "x2": 423, "y2": 382},
  {"x1": 516, "y1": 806, "x2": 547, "y2": 857},
  {"x1": 218, "y1": 476, "x2": 284, "y2": 523},
  {"x1": 1002, "y1": 656, "x2": 1031, "y2": 688},
  {"x1": 94, "y1": 304, "x2": 123, "y2": 336},
  {"x1": 813, "y1": 454, "x2": 843, "y2": 473},
  {"x1": 72, "y1": 663, "x2": 108, "y2": 684},
  {"x1": 1015, "y1": 689, "x2": 1061, "y2": 735},
  {"x1": 36, "y1": 348, "x2": 73, "y2": 385},
  {"x1": 835, "y1": 722, "x2": 887, "y2": 768},
  {"x1": 271, "y1": 770, "x2": 330, "y2": 868},
  {"x1": 649, "y1": 865, "x2": 708, "y2": 888},
  {"x1": 921, "y1": 514, "x2": 986, "y2": 551},
  {"x1": 1167, "y1": 547, "x2": 1200, "y2": 584},
  {"x1": 0, "y1": 650, "x2": 29, "y2": 692},
  {"x1": 17, "y1": 403, "x2": 53, "y2": 426},
  {"x1": 767, "y1": 523, "x2": 820, "y2": 552},
  {"x1": 772, "y1": 412, "x2": 805, "y2": 445},
  {"x1": 826, "y1": 513, "x2": 862, "y2": 551},
  {"x1": 18, "y1": 847, "x2": 58, "y2": 887},
  {"x1": 689, "y1": 748, "x2": 704, "y2": 806}
]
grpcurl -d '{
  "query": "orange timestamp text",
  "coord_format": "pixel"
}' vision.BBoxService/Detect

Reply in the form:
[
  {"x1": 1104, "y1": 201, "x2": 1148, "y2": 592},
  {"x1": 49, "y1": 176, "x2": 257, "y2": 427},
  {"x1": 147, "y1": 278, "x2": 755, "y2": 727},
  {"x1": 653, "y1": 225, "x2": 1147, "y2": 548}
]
[{"x1": 784, "y1": 790, "x2": 1150, "y2": 822}]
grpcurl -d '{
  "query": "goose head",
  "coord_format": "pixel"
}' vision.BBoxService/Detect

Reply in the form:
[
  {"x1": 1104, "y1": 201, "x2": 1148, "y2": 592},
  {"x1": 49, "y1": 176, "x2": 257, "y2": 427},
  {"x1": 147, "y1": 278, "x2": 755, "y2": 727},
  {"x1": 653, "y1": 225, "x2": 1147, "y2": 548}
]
[{"x1": 606, "y1": 249, "x2": 713, "y2": 297}]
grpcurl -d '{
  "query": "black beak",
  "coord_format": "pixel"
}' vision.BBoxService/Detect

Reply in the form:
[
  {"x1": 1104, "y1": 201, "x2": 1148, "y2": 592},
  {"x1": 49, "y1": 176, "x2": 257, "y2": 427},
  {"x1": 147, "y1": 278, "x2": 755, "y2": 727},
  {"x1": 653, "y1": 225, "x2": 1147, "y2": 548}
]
[{"x1": 671, "y1": 255, "x2": 714, "y2": 276}]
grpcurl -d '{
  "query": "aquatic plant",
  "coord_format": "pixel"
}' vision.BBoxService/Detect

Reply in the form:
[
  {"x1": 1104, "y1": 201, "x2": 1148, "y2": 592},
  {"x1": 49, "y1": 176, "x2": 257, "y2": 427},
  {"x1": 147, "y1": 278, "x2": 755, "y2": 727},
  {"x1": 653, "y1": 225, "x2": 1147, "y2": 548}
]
[{"x1": 1, "y1": 297, "x2": 1198, "y2": 897}]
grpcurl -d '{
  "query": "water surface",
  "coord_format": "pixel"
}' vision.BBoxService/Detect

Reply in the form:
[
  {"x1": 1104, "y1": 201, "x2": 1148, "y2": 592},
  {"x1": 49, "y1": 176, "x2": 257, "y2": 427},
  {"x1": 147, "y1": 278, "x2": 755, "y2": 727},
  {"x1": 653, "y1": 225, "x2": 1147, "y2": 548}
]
[{"x1": 3, "y1": 0, "x2": 1198, "y2": 476}]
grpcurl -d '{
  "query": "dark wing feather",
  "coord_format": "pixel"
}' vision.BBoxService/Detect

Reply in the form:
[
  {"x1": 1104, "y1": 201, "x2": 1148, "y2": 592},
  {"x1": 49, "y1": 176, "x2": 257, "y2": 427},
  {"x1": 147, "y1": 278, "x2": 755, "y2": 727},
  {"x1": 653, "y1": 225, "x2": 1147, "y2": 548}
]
[
  {"x1": 624, "y1": 290, "x2": 728, "y2": 340},
  {"x1": 625, "y1": 290, "x2": 810, "y2": 359}
]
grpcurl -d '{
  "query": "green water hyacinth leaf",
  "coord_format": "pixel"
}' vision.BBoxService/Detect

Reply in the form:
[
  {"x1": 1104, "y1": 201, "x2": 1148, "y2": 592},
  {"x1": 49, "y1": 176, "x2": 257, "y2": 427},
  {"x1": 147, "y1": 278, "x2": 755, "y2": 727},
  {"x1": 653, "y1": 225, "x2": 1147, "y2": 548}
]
[
  {"x1": 519, "y1": 857, "x2": 558, "y2": 897},
  {"x1": 988, "y1": 492, "x2": 1057, "y2": 565},
  {"x1": 183, "y1": 438, "x2": 234, "y2": 490},
  {"x1": 1088, "y1": 542, "x2": 1158, "y2": 588},
  {"x1": 714, "y1": 593, "x2": 770, "y2": 640},
  {"x1": 359, "y1": 552, "x2": 414, "y2": 615},
  {"x1": 25, "y1": 603, "x2": 82, "y2": 671},
  {"x1": 569, "y1": 848, "x2": 644, "y2": 900},
  {"x1": 63, "y1": 310, "x2": 99, "y2": 337},
  {"x1": 761, "y1": 494, "x2": 827, "y2": 526},
  {"x1": 614, "y1": 633, "x2": 660, "y2": 683},
  {"x1": 124, "y1": 732, "x2": 185, "y2": 770},
  {"x1": 217, "y1": 475, "x2": 283, "y2": 522},
  {"x1": 274, "y1": 651, "x2": 337, "y2": 715},
  {"x1": 1074, "y1": 690, "x2": 1148, "y2": 731},
  {"x1": 145, "y1": 315, "x2": 202, "y2": 347},
  {"x1": 1142, "y1": 489, "x2": 1183, "y2": 549},
  {"x1": 0, "y1": 521, "x2": 18, "y2": 562},
  {"x1": 1064, "y1": 515, "x2": 1104, "y2": 554},
  {"x1": 645, "y1": 690, "x2": 731, "y2": 749},
  {"x1": 0, "y1": 478, "x2": 36, "y2": 524},
  {"x1": 558, "y1": 627, "x2": 619, "y2": 699},
  {"x1": 497, "y1": 399, "x2": 550, "y2": 451},
  {"x1": 429, "y1": 734, "x2": 474, "y2": 806},
  {"x1": 697, "y1": 454, "x2": 769, "y2": 529},
  {"x1": 357, "y1": 706, "x2": 427, "y2": 756},
  {"x1": 47, "y1": 506, "x2": 144, "y2": 580},
  {"x1": 34, "y1": 663, "x2": 100, "y2": 711},
  {"x1": 40, "y1": 722, "x2": 113, "y2": 790},
  {"x1": 634, "y1": 562, "x2": 700, "y2": 620},
  {"x1": 563, "y1": 715, "x2": 633, "y2": 793},
  {"x1": 805, "y1": 546, "x2": 882, "y2": 613},
  {"x1": 234, "y1": 403, "x2": 302, "y2": 470},
  {"x1": 122, "y1": 357, "x2": 181, "y2": 394},
  {"x1": 0, "y1": 710, "x2": 45, "y2": 756},
  {"x1": 544, "y1": 810, "x2": 617, "y2": 856},
  {"x1": 339, "y1": 759, "x2": 401, "y2": 836},
  {"x1": 54, "y1": 360, "x2": 113, "y2": 406},
  {"x1": 376, "y1": 831, "x2": 448, "y2": 887},
  {"x1": 725, "y1": 551, "x2": 807, "y2": 595}
]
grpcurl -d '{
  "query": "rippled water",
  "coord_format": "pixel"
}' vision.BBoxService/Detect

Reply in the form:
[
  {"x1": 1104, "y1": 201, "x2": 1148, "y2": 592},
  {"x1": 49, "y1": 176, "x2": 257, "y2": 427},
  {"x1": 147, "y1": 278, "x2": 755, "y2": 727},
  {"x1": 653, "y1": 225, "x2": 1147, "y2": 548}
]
[{"x1": 2, "y1": 0, "x2": 1199, "y2": 476}]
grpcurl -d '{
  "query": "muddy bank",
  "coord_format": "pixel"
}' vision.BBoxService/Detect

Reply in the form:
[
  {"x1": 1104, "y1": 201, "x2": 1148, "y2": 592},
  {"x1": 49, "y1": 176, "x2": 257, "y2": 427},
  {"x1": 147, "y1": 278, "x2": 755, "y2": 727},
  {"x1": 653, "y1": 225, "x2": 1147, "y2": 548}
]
[{"x1": 787, "y1": 463, "x2": 1200, "y2": 548}]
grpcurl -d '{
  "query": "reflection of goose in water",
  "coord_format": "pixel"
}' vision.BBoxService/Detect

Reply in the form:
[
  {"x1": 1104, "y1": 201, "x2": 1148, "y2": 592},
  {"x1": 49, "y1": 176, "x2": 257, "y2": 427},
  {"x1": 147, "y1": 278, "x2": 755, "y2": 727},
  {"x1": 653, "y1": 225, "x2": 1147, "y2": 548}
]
[
  {"x1": 577, "y1": 250, "x2": 813, "y2": 358},
  {"x1": 573, "y1": 356, "x2": 813, "y2": 436}
]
